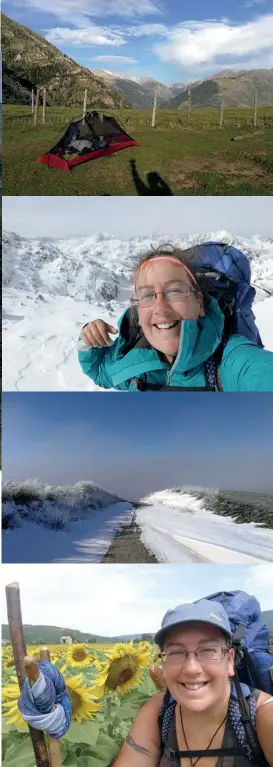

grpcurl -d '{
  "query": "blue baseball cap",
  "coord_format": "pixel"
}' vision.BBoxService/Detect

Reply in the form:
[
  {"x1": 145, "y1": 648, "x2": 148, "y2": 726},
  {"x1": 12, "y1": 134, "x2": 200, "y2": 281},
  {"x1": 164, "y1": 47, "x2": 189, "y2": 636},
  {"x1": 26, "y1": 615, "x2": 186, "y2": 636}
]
[{"x1": 154, "y1": 599, "x2": 232, "y2": 646}]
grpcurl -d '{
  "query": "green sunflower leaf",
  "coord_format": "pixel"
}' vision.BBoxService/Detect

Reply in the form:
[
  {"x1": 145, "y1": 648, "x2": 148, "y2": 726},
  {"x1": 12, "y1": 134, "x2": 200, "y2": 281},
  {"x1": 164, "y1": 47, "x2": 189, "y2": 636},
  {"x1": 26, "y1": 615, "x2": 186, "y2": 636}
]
[
  {"x1": 3, "y1": 738, "x2": 35, "y2": 767},
  {"x1": 63, "y1": 720, "x2": 100, "y2": 746}
]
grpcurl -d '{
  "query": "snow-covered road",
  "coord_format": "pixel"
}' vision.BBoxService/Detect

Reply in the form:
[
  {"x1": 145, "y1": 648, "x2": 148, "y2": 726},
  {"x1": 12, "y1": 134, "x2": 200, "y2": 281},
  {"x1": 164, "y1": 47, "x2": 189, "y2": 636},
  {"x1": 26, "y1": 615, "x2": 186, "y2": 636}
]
[
  {"x1": 136, "y1": 498, "x2": 273, "y2": 564},
  {"x1": 2, "y1": 502, "x2": 133, "y2": 563}
]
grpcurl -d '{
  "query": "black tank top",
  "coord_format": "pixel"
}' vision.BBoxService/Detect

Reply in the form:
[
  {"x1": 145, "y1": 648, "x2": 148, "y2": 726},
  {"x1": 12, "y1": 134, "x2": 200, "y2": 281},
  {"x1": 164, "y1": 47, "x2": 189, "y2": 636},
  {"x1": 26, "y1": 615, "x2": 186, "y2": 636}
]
[{"x1": 159, "y1": 693, "x2": 262, "y2": 767}]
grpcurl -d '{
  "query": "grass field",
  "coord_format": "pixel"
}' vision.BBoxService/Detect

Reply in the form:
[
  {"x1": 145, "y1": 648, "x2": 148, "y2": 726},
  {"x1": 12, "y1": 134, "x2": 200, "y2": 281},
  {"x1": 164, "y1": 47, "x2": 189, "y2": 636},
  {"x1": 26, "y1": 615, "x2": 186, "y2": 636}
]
[{"x1": 3, "y1": 104, "x2": 273, "y2": 196}]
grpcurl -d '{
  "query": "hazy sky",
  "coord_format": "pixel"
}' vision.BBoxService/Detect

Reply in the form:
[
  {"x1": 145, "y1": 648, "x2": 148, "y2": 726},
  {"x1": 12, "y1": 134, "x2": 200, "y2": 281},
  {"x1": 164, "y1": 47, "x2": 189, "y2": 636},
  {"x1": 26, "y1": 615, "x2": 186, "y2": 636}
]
[
  {"x1": 2, "y1": 563, "x2": 272, "y2": 635},
  {"x1": 3, "y1": 392, "x2": 273, "y2": 497},
  {"x1": 3, "y1": 196, "x2": 273, "y2": 239}
]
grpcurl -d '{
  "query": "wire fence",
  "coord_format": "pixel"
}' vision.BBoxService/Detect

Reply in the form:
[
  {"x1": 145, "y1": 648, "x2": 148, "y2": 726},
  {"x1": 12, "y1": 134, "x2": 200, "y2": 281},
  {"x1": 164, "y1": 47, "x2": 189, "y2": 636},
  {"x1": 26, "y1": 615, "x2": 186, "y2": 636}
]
[{"x1": 4, "y1": 103, "x2": 273, "y2": 132}]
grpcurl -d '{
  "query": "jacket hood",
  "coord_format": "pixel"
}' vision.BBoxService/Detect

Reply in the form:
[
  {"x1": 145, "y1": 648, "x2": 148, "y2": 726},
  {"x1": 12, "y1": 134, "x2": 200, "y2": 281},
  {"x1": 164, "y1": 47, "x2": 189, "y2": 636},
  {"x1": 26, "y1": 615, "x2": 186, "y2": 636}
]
[{"x1": 117, "y1": 296, "x2": 225, "y2": 372}]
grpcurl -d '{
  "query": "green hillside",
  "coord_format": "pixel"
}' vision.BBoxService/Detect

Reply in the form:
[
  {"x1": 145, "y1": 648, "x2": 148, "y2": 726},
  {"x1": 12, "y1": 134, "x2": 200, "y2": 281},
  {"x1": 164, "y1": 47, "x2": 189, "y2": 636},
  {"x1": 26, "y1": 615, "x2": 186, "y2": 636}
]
[
  {"x1": 165, "y1": 70, "x2": 273, "y2": 109},
  {"x1": 1, "y1": 13, "x2": 123, "y2": 108},
  {"x1": 2, "y1": 624, "x2": 143, "y2": 644}
]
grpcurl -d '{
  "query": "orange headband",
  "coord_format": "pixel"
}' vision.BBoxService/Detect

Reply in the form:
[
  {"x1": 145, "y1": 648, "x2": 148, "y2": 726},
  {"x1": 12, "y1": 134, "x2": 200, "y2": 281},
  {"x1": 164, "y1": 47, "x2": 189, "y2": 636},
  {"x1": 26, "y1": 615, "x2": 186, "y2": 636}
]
[{"x1": 135, "y1": 256, "x2": 197, "y2": 287}]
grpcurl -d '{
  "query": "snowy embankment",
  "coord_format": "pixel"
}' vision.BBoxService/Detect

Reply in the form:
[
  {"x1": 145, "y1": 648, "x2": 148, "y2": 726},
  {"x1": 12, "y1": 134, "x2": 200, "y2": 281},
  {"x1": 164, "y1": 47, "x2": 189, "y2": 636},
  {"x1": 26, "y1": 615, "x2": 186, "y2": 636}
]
[
  {"x1": 136, "y1": 491, "x2": 273, "y2": 564},
  {"x1": 2, "y1": 480, "x2": 133, "y2": 563},
  {"x1": 2, "y1": 502, "x2": 133, "y2": 564},
  {"x1": 2, "y1": 230, "x2": 273, "y2": 391}
]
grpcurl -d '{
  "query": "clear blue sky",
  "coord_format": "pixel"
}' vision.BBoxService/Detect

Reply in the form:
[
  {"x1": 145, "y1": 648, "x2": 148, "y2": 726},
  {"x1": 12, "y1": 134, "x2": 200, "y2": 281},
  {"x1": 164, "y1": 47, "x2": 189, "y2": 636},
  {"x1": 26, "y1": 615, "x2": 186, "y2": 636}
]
[
  {"x1": 3, "y1": 0, "x2": 273, "y2": 83},
  {"x1": 3, "y1": 393, "x2": 273, "y2": 498},
  {"x1": 2, "y1": 563, "x2": 272, "y2": 635}
]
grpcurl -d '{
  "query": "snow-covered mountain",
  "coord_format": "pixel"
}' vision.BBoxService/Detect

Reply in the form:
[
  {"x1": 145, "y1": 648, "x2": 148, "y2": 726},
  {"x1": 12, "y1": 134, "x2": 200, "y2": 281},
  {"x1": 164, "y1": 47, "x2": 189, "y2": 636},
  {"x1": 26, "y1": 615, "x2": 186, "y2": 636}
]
[
  {"x1": 3, "y1": 230, "x2": 273, "y2": 391},
  {"x1": 92, "y1": 69, "x2": 174, "y2": 107}
]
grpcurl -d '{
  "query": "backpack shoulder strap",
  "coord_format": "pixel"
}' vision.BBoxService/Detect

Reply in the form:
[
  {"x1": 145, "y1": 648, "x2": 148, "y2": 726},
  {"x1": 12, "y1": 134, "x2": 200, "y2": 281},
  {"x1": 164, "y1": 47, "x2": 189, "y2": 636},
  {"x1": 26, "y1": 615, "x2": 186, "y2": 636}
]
[{"x1": 230, "y1": 682, "x2": 268, "y2": 767}]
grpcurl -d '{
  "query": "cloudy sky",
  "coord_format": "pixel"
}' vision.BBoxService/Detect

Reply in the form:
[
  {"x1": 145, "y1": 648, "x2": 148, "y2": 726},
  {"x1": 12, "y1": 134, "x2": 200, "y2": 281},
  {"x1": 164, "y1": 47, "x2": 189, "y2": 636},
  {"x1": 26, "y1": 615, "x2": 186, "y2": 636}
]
[
  {"x1": 3, "y1": 196, "x2": 273, "y2": 239},
  {"x1": 2, "y1": 563, "x2": 273, "y2": 635},
  {"x1": 2, "y1": 392, "x2": 273, "y2": 496},
  {"x1": 3, "y1": 0, "x2": 273, "y2": 82}
]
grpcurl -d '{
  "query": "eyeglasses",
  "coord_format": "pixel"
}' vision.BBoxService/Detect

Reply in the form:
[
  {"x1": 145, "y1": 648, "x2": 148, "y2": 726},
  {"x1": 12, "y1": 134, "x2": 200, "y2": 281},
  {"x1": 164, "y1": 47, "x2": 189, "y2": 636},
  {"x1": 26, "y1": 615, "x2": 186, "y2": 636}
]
[
  {"x1": 131, "y1": 286, "x2": 196, "y2": 308},
  {"x1": 159, "y1": 647, "x2": 230, "y2": 666}
]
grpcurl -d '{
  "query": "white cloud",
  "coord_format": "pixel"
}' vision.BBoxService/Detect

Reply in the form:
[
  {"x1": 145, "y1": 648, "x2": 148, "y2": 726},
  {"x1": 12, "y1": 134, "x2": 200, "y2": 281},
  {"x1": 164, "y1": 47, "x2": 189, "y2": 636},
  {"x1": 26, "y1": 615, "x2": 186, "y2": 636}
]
[
  {"x1": 9, "y1": 0, "x2": 161, "y2": 19},
  {"x1": 45, "y1": 25, "x2": 125, "y2": 46},
  {"x1": 92, "y1": 55, "x2": 137, "y2": 63},
  {"x1": 155, "y1": 13, "x2": 273, "y2": 70},
  {"x1": 127, "y1": 23, "x2": 169, "y2": 37}
]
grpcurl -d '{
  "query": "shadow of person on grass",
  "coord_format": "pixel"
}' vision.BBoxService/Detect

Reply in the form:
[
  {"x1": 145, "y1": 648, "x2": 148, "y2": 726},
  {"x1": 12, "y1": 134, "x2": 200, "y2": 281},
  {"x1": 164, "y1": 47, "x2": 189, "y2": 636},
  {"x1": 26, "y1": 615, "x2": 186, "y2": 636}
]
[{"x1": 130, "y1": 159, "x2": 173, "y2": 195}]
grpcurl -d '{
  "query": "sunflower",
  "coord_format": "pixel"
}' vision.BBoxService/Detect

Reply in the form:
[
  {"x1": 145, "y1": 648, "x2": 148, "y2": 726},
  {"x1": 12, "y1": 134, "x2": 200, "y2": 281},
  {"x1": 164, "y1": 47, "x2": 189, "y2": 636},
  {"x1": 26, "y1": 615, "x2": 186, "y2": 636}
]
[
  {"x1": 2, "y1": 676, "x2": 27, "y2": 730},
  {"x1": 138, "y1": 641, "x2": 153, "y2": 654},
  {"x1": 65, "y1": 675, "x2": 101, "y2": 723},
  {"x1": 92, "y1": 642, "x2": 150, "y2": 696},
  {"x1": 60, "y1": 644, "x2": 94, "y2": 673},
  {"x1": 4, "y1": 658, "x2": 16, "y2": 669}
]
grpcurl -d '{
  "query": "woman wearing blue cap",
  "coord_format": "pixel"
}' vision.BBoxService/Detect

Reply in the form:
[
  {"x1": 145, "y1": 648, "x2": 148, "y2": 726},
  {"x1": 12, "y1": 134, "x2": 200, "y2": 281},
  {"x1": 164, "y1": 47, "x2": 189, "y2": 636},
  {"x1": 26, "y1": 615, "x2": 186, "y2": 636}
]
[{"x1": 113, "y1": 599, "x2": 273, "y2": 767}]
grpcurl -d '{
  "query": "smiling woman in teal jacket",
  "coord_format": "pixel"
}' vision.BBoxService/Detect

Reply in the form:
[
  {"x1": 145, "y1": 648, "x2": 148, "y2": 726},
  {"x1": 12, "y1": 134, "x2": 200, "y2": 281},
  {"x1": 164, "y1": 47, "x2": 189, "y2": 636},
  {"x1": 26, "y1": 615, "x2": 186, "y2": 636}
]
[{"x1": 78, "y1": 246, "x2": 273, "y2": 392}]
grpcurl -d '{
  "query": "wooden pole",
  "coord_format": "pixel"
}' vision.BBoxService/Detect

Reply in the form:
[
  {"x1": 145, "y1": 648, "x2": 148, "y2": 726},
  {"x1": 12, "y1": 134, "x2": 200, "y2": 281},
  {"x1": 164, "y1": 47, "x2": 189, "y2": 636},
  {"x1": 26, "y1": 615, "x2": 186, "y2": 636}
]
[
  {"x1": 42, "y1": 88, "x2": 46, "y2": 124},
  {"x1": 151, "y1": 87, "x2": 158, "y2": 128},
  {"x1": 220, "y1": 88, "x2": 226, "y2": 127},
  {"x1": 5, "y1": 582, "x2": 50, "y2": 767},
  {"x1": 32, "y1": 88, "x2": 35, "y2": 114},
  {"x1": 254, "y1": 87, "x2": 258, "y2": 127},
  {"x1": 24, "y1": 648, "x2": 62, "y2": 767},
  {"x1": 82, "y1": 88, "x2": 88, "y2": 124},
  {"x1": 34, "y1": 88, "x2": 40, "y2": 126},
  {"x1": 188, "y1": 87, "x2": 191, "y2": 121}
]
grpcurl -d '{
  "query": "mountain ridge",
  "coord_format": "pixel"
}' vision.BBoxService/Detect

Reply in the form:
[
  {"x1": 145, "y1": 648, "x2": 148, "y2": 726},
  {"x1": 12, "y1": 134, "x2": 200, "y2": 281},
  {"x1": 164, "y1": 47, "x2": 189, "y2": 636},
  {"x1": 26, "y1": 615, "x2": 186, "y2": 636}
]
[{"x1": 1, "y1": 12, "x2": 123, "y2": 108}]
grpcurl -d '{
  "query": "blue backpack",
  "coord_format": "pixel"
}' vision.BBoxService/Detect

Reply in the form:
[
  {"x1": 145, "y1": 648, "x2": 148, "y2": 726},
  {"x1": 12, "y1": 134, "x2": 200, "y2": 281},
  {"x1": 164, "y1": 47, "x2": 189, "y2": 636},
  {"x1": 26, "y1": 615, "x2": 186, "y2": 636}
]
[
  {"x1": 203, "y1": 591, "x2": 273, "y2": 695},
  {"x1": 188, "y1": 242, "x2": 266, "y2": 390},
  {"x1": 187, "y1": 242, "x2": 264, "y2": 347}
]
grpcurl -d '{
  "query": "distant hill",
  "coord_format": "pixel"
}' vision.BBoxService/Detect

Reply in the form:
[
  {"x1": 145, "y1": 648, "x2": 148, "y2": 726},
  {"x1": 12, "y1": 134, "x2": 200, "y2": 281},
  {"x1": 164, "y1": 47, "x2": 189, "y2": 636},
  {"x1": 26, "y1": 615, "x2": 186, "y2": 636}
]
[
  {"x1": 92, "y1": 71, "x2": 173, "y2": 108},
  {"x1": 164, "y1": 70, "x2": 273, "y2": 109},
  {"x1": 2, "y1": 624, "x2": 143, "y2": 644},
  {"x1": 2, "y1": 611, "x2": 273, "y2": 645},
  {"x1": 1, "y1": 13, "x2": 123, "y2": 108}
]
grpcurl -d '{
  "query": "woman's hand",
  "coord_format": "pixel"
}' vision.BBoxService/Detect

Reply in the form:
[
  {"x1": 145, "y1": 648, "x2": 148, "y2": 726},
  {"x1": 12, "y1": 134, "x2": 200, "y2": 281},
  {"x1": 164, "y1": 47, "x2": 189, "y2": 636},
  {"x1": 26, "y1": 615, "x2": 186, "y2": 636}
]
[{"x1": 81, "y1": 320, "x2": 118, "y2": 347}]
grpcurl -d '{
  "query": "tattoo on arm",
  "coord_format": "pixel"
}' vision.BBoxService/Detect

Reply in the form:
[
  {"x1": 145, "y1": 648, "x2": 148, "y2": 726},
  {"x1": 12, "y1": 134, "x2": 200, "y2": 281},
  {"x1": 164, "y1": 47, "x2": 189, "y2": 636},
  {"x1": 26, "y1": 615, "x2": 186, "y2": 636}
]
[{"x1": 125, "y1": 735, "x2": 151, "y2": 756}]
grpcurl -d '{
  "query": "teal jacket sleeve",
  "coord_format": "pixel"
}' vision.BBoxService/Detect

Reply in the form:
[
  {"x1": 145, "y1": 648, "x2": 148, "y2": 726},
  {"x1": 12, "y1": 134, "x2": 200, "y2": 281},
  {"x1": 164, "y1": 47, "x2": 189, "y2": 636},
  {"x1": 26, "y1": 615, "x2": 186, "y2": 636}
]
[
  {"x1": 220, "y1": 336, "x2": 273, "y2": 392},
  {"x1": 78, "y1": 337, "x2": 130, "y2": 390}
]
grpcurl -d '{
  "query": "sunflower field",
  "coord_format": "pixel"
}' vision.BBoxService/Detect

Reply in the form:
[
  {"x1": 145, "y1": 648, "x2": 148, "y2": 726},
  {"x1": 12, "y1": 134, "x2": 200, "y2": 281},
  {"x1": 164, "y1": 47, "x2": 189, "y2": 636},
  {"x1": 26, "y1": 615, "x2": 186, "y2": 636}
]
[{"x1": 2, "y1": 641, "x2": 162, "y2": 767}]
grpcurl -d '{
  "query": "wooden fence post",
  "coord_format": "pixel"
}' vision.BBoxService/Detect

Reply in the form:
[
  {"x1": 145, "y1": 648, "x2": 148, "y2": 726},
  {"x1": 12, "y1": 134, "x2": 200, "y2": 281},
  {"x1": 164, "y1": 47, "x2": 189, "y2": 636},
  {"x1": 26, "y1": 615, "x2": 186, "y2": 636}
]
[
  {"x1": 151, "y1": 87, "x2": 158, "y2": 128},
  {"x1": 31, "y1": 88, "x2": 35, "y2": 114},
  {"x1": 254, "y1": 87, "x2": 258, "y2": 127},
  {"x1": 219, "y1": 88, "x2": 226, "y2": 127},
  {"x1": 82, "y1": 89, "x2": 88, "y2": 124},
  {"x1": 5, "y1": 582, "x2": 50, "y2": 767},
  {"x1": 34, "y1": 88, "x2": 40, "y2": 126},
  {"x1": 188, "y1": 87, "x2": 191, "y2": 121},
  {"x1": 42, "y1": 88, "x2": 46, "y2": 124}
]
